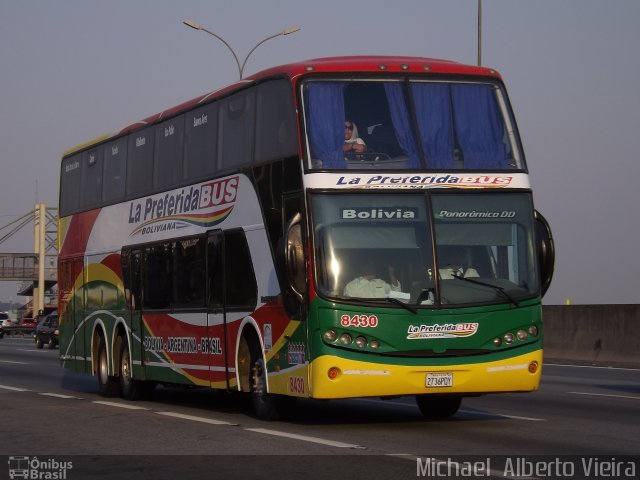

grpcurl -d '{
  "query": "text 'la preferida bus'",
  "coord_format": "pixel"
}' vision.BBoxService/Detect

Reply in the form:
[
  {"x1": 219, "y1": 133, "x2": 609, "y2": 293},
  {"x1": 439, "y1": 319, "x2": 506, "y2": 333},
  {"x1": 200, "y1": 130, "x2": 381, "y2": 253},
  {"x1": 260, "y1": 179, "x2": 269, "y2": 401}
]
[{"x1": 58, "y1": 56, "x2": 554, "y2": 419}]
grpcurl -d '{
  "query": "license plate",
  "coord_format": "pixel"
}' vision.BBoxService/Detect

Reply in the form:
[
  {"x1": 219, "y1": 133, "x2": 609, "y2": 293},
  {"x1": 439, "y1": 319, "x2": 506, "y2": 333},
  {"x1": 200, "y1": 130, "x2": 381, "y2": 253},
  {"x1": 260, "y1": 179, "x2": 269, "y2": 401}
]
[{"x1": 426, "y1": 372, "x2": 453, "y2": 388}]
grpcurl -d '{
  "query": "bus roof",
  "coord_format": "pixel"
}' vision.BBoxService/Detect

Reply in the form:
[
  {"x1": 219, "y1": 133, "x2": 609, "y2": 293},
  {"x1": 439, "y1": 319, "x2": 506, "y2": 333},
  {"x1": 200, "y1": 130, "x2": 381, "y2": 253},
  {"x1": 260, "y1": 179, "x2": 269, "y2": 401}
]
[{"x1": 63, "y1": 56, "x2": 502, "y2": 157}]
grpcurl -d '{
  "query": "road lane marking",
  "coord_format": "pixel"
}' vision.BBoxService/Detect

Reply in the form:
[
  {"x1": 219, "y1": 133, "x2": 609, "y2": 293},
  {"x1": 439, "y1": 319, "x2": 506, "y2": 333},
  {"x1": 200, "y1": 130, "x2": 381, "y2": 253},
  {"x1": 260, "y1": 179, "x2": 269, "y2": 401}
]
[
  {"x1": 93, "y1": 401, "x2": 150, "y2": 410},
  {"x1": 39, "y1": 392, "x2": 84, "y2": 400},
  {"x1": 0, "y1": 360, "x2": 29, "y2": 364},
  {"x1": 156, "y1": 411, "x2": 237, "y2": 426},
  {"x1": 0, "y1": 384, "x2": 30, "y2": 392},
  {"x1": 546, "y1": 363, "x2": 640, "y2": 372},
  {"x1": 568, "y1": 391, "x2": 640, "y2": 401},
  {"x1": 460, "y1": 409, "x2": 546, "y2": 422},
  {"x1": 245, "y1": 427, "x2": 364, "y2": 449},
  {"x1": 355, "y1": 398, "x2": 546, "y2": 421}
]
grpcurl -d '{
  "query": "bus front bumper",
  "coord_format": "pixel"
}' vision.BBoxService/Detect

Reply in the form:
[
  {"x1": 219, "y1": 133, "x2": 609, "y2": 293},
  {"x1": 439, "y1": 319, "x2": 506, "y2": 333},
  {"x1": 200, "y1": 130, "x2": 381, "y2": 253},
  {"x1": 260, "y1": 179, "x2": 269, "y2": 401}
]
[{"x1": 309, "y1": 349, "x2": 543, "y2": 399}]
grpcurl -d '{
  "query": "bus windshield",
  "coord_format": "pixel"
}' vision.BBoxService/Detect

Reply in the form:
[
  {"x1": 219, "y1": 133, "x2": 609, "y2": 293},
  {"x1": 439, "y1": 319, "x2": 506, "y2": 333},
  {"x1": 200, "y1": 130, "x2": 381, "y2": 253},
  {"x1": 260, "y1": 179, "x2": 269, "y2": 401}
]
[
  {"x1": 303, "y1": 79, "x2": 523, "y2": 171},
  {"x1": 311, "y1": 192, "x2": 538, "y2": 306}
]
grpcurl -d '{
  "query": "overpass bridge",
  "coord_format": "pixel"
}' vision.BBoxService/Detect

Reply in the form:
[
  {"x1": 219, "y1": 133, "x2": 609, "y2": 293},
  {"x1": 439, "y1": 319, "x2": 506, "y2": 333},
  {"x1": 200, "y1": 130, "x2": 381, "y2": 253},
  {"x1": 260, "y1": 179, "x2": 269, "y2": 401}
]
[
  {"x1": 0, "y1": 253, "x2": 56, "y2": 282},
  {"x1": 0, "y1": 204, "x2": 57, "y2": 314}
]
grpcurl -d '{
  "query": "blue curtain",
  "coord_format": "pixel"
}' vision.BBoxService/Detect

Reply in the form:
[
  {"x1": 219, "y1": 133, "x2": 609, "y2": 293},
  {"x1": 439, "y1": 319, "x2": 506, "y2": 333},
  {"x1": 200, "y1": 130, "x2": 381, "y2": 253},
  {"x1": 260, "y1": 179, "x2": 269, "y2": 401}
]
[
  {"x1": 411, "y1": 83, "x2": 454, "y2": 169},
  {"x1": 451, "y1": 84, "x2": 507, "y2": 169},
  {"x1": 383, "y1": 83, "x2": 422, "y2": 168},
  {"x1": 306, "y1": 82, "x2": 345, "y2": 169}
]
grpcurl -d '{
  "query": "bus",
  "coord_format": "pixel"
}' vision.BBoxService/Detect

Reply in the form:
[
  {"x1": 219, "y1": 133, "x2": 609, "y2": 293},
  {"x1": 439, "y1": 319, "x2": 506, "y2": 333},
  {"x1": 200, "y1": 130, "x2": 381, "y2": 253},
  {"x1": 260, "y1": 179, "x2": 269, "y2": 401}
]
[{"x1": 58, "y1": 56, "x2": 554, "y2": 420}]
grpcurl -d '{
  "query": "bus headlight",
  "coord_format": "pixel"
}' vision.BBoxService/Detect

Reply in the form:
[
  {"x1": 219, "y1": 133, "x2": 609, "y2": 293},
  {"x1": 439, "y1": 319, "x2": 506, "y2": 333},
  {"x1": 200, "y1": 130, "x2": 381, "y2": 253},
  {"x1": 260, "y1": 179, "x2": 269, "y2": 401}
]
[
  {"x1": 354, "y1": 336, "x2": 367, "y2": 348},
  {"x1": 528, "y1": 325, "x2": 539, "y2": 337},
  {"x1": 323, "y1": 329, "x2": 338, "y2": 342},
  {"x1": 516, "y1": 329, "x2": 528, "y2": 340},
  {"x1": 369, "y1": 340, "x2": 380, "y2": 349},
  {"x1": 339, "y1": 333, "x2": 352, "y2": 345},
  {"x1": 503, "y1": 333, "x2": 514, "y2": 344}
]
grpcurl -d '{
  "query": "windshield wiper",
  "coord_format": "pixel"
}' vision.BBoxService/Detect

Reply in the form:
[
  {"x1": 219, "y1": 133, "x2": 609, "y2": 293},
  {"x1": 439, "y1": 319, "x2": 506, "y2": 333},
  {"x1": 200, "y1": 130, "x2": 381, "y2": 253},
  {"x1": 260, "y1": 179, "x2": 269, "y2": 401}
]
[
  {"x1": 451, "y1": 274, "x2": 519, "y2": 307},
  {"x1": 385, "y1": 297, "x2": 418, "y2": 314}
]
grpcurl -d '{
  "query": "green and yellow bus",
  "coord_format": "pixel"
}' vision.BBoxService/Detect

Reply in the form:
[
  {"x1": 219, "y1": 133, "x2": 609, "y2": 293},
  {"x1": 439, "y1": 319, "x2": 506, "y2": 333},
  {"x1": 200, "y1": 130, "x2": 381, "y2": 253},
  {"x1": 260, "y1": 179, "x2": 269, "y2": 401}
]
[{"x1": 58, "y1": 56, "x2": 554, "y2": 419}]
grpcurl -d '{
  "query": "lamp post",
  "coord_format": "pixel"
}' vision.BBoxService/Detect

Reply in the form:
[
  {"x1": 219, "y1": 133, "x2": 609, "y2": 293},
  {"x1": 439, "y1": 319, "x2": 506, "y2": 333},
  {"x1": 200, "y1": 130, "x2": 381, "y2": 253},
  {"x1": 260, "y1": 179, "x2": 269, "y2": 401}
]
[
  {"x1": 477, "y1": 0, "x2": 482, "y2": 66},
  {"x1": 183, "y1": 20, "x2": 300, "y2": 79}
]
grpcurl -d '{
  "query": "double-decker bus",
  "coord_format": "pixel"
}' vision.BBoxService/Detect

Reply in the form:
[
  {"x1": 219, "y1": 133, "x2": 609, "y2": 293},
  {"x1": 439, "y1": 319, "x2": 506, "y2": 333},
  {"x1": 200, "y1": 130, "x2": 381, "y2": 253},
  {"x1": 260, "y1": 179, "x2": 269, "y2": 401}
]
[{"x1": 58, "y1": 56, "x2": 554, "y2": 420}]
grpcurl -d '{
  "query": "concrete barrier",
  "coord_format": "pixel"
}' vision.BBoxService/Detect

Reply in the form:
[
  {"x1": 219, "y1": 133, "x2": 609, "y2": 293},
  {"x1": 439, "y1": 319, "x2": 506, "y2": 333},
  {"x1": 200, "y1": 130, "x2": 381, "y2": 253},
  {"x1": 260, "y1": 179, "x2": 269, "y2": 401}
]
[{"x1": 542, "y1": 305, "x2": 640, "y2": 367}]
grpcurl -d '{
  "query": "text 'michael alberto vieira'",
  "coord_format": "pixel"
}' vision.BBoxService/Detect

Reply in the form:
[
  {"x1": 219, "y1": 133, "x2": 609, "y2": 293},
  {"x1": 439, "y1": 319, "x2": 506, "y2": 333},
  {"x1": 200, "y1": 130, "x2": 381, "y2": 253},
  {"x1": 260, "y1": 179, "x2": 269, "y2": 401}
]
[{"x1": 416, "y1": 456, "x2": 637, "y2": 478}]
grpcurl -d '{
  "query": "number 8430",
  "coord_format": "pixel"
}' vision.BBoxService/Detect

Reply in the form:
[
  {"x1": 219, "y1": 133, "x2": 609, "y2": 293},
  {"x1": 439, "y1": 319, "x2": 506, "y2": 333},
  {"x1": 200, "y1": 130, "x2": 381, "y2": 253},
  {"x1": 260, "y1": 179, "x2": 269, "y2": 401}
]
[{"x1": 340, "y1": 314, "x2": 379, "y2": 328}]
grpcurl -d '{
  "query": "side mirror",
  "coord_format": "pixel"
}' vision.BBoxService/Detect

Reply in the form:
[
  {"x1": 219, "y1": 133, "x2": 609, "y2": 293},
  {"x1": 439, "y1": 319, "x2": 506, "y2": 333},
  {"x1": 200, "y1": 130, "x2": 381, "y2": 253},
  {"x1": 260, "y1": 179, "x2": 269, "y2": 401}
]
[
  {"x1": 284, "y1": 213, "x2": 306, "y2": 301},
  {"x1": 534, "y1": 210, "x2": 555, "y2": 297}
]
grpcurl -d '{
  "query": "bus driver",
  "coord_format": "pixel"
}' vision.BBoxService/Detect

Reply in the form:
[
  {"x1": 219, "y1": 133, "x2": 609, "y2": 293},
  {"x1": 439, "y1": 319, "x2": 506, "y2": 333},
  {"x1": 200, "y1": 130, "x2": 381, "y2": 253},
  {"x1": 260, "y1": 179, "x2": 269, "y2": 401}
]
[{"x1": 344, "y1": 260, "x2": 401, "y2": 298}]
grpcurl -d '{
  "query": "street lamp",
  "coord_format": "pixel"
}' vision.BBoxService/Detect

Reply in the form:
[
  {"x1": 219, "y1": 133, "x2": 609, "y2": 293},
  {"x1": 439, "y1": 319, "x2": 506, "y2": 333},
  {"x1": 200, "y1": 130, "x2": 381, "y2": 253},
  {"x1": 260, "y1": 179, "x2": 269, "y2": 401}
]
[
  {"x1": 183, "y1": 20, "x2": 301, "y2": 79},
  {"x1": 477, "y1": 0, "x2": 482, "y2": 66}
]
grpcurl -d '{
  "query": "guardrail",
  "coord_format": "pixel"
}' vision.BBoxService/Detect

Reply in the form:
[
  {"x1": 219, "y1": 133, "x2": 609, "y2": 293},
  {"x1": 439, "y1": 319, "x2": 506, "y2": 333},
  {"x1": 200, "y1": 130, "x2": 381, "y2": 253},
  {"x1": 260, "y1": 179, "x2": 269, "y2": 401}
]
[{"x1": 543, "y1": 304, "x2": 640, "y2": 368}]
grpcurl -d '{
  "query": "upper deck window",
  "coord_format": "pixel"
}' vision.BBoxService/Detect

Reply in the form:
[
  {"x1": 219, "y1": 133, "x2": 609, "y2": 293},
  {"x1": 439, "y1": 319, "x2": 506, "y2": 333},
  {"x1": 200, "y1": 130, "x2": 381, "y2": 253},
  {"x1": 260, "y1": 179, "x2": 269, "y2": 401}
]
[{"x1": 302, "y1": 79, "x2": 523, "y2": 171}]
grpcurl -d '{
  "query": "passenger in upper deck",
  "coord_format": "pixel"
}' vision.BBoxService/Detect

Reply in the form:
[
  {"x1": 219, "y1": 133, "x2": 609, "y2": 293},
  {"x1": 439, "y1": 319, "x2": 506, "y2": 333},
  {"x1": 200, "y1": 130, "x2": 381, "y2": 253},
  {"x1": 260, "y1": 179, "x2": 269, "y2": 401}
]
[{"x1": 343, "y1": 120, "x2": 367, "y2": 154}]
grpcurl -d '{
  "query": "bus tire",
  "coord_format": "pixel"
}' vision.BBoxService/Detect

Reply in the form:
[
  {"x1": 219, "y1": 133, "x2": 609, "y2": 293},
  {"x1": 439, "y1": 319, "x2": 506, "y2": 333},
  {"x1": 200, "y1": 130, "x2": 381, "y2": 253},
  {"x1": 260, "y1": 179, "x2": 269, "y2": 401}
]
[
  {"x1": 119, "y1": 339, "x2": 140, "y2": 400},
  {"x1": 250, "y1": 347, "x2": 280, "y2": 421},
  {"x1": 415, "y1": 395, "x2": 462, "y2": 418},
  {"x1": 97, "y1": 337, "x2": 119, "y2": 397}
]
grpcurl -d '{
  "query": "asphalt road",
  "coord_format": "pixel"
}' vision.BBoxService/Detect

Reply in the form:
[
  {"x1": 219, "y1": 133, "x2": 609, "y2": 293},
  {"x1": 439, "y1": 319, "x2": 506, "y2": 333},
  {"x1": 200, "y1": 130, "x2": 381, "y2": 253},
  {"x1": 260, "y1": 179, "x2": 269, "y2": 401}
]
[{"x1": 1, "y1": 335, "x2": 638, "y2": 480}]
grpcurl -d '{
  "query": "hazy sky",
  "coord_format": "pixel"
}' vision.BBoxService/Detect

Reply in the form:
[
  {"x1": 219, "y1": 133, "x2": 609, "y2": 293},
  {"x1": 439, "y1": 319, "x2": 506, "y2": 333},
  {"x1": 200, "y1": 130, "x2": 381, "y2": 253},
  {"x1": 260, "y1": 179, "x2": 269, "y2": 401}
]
[{"x1": 1, "y1": 0, "x2": 639, "y2": 305}]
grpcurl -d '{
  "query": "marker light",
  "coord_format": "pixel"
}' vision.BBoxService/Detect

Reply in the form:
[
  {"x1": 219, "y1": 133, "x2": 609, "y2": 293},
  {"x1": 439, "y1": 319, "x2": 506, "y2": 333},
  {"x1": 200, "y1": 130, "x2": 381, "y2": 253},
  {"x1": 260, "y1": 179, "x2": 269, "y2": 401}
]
[
  {"x1": 503, "y1": 333, "x2": 514, "y2": 344},
  {"x1": 328, "y1": 367, "x2": 340, "y2": 379},
  {"x1": 354, "y1": 336, "x2": 367, "y2": 348},
  {"x1": 528, "y1": 361, "x2": 539, "y2": 374},
  {"x1": 323, "y1": 329, "x2": 338, "y2": 342}
]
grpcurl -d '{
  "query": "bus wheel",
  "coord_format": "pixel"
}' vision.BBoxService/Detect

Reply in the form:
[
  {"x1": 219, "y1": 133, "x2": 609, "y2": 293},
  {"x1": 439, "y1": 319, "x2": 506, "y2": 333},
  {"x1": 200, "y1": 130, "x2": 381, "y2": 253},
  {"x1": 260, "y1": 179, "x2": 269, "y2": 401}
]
[
  {"x1": 97, "y1": 337, "x2": 119, "y2": 397},
  {"x1": 250, "y1": 350, "x2": 280, "y2": 421},
  {"x1": 119, "y1": 340, "x2": 137, "y2": 400},
  {"x1": 415, "y1": 395, "x2": 462, "y2": 418}
]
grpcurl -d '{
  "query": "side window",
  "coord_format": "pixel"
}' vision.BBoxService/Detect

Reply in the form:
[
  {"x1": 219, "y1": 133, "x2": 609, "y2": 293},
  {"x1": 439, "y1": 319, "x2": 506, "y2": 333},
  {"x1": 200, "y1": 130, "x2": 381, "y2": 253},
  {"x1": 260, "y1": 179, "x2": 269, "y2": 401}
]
[
  {"x1": 184, "y1": 103, "x2": 219, "y2": 180},
  {"x1": 207, "y1": 232, "x2": 224, "y2": 309},
  {"x1": 219, "y1": 89, "x2": 255, "y2": 171},
  {"x1": 103, "y1": 138, "x2": 127, "y2": 203},
  {"x1": 81, "y1": 147, "x2": 103, "y2": 208},
  {"x1": 224, "y1": 229, "x2": 257, "y2": 310},
  {"x1": 143, "y1": 243, "x2": 173, "y2": 310},
  {"x1": 206, "y1": 230, "x2": 257, "y2": 310},
  {"x1": 127, "y1": 127, "x2": 155, "y2": 196},
  {"x1": 121, "y1": 249, "x2": 142, "y2": 311},
  {"x1": 154, "y1": 116, "x2": 185, "y2": 189},
  {"x1": 58, "y1": 259, "x2": 77, "y2": 310},
  {"x1": 255, "y1": 80, "x2": 298, "y2": 163},
  {"x1": 174, "y1": 237, "x2": 205, "y2": 308},
  {"x1": 60, "y1": 154, "x2": 82, "y2": 215}
]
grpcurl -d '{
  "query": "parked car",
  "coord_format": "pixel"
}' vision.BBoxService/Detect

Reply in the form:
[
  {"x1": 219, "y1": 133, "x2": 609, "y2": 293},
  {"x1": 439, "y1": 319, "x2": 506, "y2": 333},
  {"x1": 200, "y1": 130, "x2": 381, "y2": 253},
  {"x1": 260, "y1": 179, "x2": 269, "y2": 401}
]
[
  {"x1": 0, "y1": 312, "x2": 16, "y2": 338},
  {"x1": 19, "y1": 317, "x2": 38, "y2": 332},
  {"x1": 35, "y1": 312, "x2": 59, "y2": 349},
  {"x1": 0, "y1": 312, "x2": 9, "y2": 338}
]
